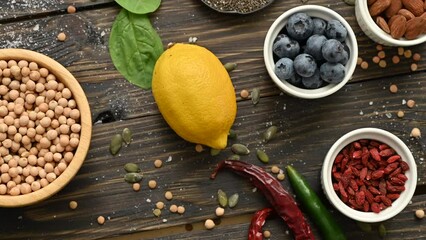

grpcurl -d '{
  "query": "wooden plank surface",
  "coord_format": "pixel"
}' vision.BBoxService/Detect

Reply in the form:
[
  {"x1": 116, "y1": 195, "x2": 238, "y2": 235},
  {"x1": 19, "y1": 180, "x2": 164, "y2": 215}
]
[{"x1": 0, "y1": 0, "x2": 425, "y2": 239}]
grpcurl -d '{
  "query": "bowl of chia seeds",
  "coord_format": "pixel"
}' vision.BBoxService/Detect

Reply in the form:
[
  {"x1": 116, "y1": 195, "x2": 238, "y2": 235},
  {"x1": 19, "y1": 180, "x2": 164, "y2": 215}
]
[
  {"x1": 201, "y1": 0, "x2": 274, "y2": 14},
  {"x1": 263, "y1": 5, "x2": 358, "y2": 99}
]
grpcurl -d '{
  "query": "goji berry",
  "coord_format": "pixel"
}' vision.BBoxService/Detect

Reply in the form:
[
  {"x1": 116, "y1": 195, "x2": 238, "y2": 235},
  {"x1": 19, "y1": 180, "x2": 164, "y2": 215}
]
[
  {"x1": 387, "y1": 155, "x2": 401, "y2": 163},
  {"x1": 379, "y1": 148, "x2": 395, "y2": 157},
  {"x1": 353, "y1": 141, "x2": 362, "y2": 149},
  {"x1": 369, "y1": 148, "x2": 381, "y2": 161},
  {"x1": 371, "y1": 169, "x2": 385, "y2": 180},
  {"x1": 380, "y1": 196, "x2": 392, "y2": 206},
  {"x1": 371, "y1": 203, "x2": 381, "y2": 213},
  {"x1": 379, "y1": 144, "x2": 389, "y2": 150},
  {"x1": 338, "y1": 181, "x2": 348, "y2": 198},
  {"x1": 384, "y1": 162, "x2": 399, "y2": 174},
  {"x1": 369, "y1": 141, "x2": 380, "y2": 148},
  {"x1": 397, "y1": 173, "x2": 408, "y2": 182},
  {"x1": 352, "y1": 150, "x2": 362, "y2": 159},
  {"x1": 355, "y1": 191, "x2": 366, "y2": 206},
  {"x1": 363, "y1": 201, "x2": 370, "y2": 212},
  {"x1": 400, "y1": 161, "x2": 410, "y2": 171},
  {"x1": 386, "y1": 193, "x2": 400, "y2": 200},
  {"x1": 389, "y1": 167, "x2": 402, "y2": 178},
  {"x1": 335, "y1": 153, "x2": 344, "y2": 163},
  {"x1": 390, "y1": 177, "x2": 405, "y2": 186},
  {"x1": 350, "y1": 179, "x2": 359, "y2": 191},
  {"x1": 368, "y1": 186, "x2": 381, "y2": 195},
  {"x1": 360, "y1": 167, "x2": 367, "y2": 181},
  {"x1": 379, "y1": 179, "x2": 387, "y2": 195}
]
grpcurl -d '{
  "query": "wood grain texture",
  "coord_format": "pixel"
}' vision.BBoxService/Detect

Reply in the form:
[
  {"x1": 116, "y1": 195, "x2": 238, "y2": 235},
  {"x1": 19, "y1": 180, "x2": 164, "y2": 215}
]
[{"x1": 0, "y1": 0, "x2": 425, "y2": 239}]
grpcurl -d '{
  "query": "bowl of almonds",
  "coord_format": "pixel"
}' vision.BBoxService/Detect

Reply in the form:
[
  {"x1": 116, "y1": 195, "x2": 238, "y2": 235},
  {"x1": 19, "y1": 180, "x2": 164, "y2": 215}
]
[
  {"x1": 0, "y1": 49, "x2": 92, "y2": 207},
  {"x1": 356, "y1": 0, "x2": 426, "y2": 46},
  {"x1": 321, "y1": 128, "x2": 417, "y2": 222}
]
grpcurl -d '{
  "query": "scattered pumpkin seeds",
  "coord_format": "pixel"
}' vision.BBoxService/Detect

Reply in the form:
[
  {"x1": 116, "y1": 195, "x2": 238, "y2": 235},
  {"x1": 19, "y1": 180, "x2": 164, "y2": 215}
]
[
  {"x1": 256, "y1": 149, "x2": 269, "y2": 164},
  {"x1": 124, "y1": 172, "x2": 143, "y2": 183},
  {"x1": 228, "y1": 154, "x2": 241, "y2": 160},
  {"x1": 210, "y1": 148, "x2": 221, "y2": 156},
  {"x1": 356, "y1": 221, "x2": 372, "y2": 232},
  {"x1": 251, "y1": 88, "x2": 260, "y2": 105},
  {"x1": 153, "y1": 208, "x2": 162, "y2": 217},
  {"x1": 122, "y1": 128, "x2": 132, "y2": 144},
  {"x1": 228, "y1": 193, "x2": 239, "y2": 208},
  {"x1": 231, "y1": 143, "x2": 250, "y2": 155},
  {"x1": 263, "y1": 126, "x2": 278, "y2": 143},
  {"x1": 124, "y1": 163, "x2": 140, "y2": 173},
  {"x1": 110, "y1": 134, "x2": 123, "y2": 155},
  {"x1": 228, "y1": 129, "x2": 237, "y2": 139},
  {"x1": 378, "y1": 223, "x2": 386, "y2": 238},
  {"x1": 224, "y1": 62, "x2": 237, "y2": 72},
  {"x1": 217, "y1": 189, "x2": 228, "y2": 207}
]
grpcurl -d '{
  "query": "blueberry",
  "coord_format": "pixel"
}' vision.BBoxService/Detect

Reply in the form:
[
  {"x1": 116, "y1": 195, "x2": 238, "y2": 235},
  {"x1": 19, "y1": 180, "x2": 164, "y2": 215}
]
[
  {"x1": 325, "y1": 20, "x2": 348, "y2": 42},
  {"x1": 275, "y1": 58, "x2": 295, "y2": 80},
  {"x1": 320, "y1": 62, "x2": 346, "y2": 84},
  {"x1": 286, "y1": 13, "x2": 314, "y2": 41},
  {"x1": 302, "y1": 68, "x2": 324, "y2": 89},
  {"x1": 273, "y1": 34, "x2": 300, "y2": 59},
  {"x1": 287, "y1": 73, "x2": 302, "y2": 87},
  {"x1": 305, "y1": 34, "x2": 327, "y2": 61},
  {"x1": 322, "y1": 39, "x2": 348, "y2": 63},
  {"x1": 339, "y1": 50, "x2": 349, "y2": 65},
  {"x1": 312, "y1": 18, "x2": 327, "y2": 35},
  {"x1": 293, "y1": 53, "x2": 317, "y2": 78}
]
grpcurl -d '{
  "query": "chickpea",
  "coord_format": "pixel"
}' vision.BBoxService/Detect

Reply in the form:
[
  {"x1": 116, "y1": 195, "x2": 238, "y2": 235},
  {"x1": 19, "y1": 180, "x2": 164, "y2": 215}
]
[
  {"x1": 9, "y1": 186, "x2": 20, "y2": 196},
  {"x1": 1, "y1": 173, "x2": 10, "y2": 183},
  {"x1": 40, "y1": 178, "x2": 49, "y2": 188},
  {"x1": 20, "y1": 183, "x2": 31, "y2": 194},
  {"x1": 31, "y1": 181, "x2": 41, "y2": 191},
  {"x1": 0, "y1": 184, "x2": 6, "y2": 194},
  {"x1": 69, "y1": 138, "x2": 79, "y2": 148},
  {"x1": 46, "y1": 172, "x2": 56, "y2": 182},
  {"x1": 62, "y1": 88, "x2": 72, "y2": 99}
]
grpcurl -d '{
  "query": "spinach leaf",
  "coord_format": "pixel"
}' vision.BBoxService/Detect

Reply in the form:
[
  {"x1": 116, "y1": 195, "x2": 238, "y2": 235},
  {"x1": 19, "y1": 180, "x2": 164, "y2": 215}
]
[
  {"x1": 109, "y1": 9, "x2": 164, "y2": 89},
  {"x1": 115, "y1": 0, "x2": 161, "y2": 14}
]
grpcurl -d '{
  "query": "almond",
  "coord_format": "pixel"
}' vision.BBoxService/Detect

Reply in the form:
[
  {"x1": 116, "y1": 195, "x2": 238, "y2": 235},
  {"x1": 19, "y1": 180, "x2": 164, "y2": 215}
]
[
  {"x1": 388, "y1": 14, "x2": 401, "y2": 27},
  {"x1": 401, "y1": 0, "x2": 424, "y2": 17},
  {"x1": 369, "y1": 0, "x2": 392, "y2": 16},
  {"x1": 404, "y1": 17, "x2": 426, "y2": 39},
  {"x1": 376, "y1": 16, "x2": 391, "y2": 33},
  {"x1": 390, "y1": 15, "x2": 407, "y2": 38},
  {"x1": 398, "y1": 9, "x2": 415, "y2": 20},
  {"x1": 368, "y1": 0, "x2": 378, "y2": 6},
  {"x1": 385, "y1": 0, "x2": 403, "y2": 19}
]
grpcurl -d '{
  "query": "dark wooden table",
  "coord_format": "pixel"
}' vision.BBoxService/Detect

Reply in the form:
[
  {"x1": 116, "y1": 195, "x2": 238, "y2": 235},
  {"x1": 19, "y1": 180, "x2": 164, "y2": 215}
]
[{"x1": 0, "y1": 0, "x2": 425, "y2": 239}]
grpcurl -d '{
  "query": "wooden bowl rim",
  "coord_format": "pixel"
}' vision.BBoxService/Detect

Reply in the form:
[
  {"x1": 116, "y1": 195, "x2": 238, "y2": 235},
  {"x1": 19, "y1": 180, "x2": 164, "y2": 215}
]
[{"x1": 0, "y1": 49, "x2": 92, "y2": 207}]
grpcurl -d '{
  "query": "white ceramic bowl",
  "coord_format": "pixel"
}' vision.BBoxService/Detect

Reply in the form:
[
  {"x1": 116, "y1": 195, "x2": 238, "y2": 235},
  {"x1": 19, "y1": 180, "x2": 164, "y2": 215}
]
[
  {"x1": 264, "y1": 5, "x2": 358, "y2": 99},
  {"x1": 322, "y1": 128, "x2": 417, "y2": 223},
  {"x1": 355, "y1": 0, "x2": 426, "y2": 46}
]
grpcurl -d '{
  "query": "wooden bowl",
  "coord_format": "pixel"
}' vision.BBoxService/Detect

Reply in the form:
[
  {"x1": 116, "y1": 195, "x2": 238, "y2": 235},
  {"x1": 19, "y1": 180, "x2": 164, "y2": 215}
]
[{"x1": 0, "y1": 49, "x2": 92, "y2": 207}]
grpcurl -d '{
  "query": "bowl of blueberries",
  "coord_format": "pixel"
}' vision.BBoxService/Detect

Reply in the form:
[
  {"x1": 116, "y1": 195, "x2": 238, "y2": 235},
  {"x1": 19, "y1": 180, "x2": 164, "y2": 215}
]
[{"x1": 264, "y1": 5, "x2": 358, "y2": 99}]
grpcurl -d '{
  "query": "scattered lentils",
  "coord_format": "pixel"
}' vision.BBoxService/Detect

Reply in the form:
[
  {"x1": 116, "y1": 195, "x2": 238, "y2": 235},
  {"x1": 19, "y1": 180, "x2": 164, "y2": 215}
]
[
  {"x1": 377, "y1": 51, "x2": 386, "y2": 59},
  {"x1": 153, "y1": 208, "x2": 162, "y2": 217},
  {"x1": 132, "y1": 183, "x2": 141, "y2": 192},
  {"x1": 410, "y1": 63, "x2": 418, "y2": 72},
  {"x1": 240, "y1": 89, "x2": 249, "y2": 99},
  {"x1": 148, "y1": 180, "x2": 157, "y2": 189},
  {"x1": 372, "y1": 56, "x2": 380, "y2": 64},
  {"x1": 165, "y1": 191, "x2": 173, "y2": 200},
  {"x1": 398, "y1": 47, "x2": 404, "y2": 56},
  {"x1": 410, "y1": 128, "x2": 421, "y2": 138},
  {"x1": 195, "y1": 144, "x2": 204, "y2": 153},
  {"x1": 69, "y1": 200, "x2": 78, "y2": 210},
  {"x1": 378, "y1": 60, "x2": 387, "y2": 68},
  {"x1": 277, "y1": 173, "x2": 285, "y2": 181},
  {"x1": 357, "y1": 57, "x2": 363, "y2": 65},
  {"x1": 415, "y1": 209, "x2": 425, "y2": 219},
  {"x1": 360, "y1": 61, "x2": 369, "y2": 70},
  {"x1": 271, "y1": 165, "x2": 280, "y2": 174},
  {"x1": 397, "y1": 111, "x2": 404, "y2": 118},
  {"x1": 57, "y1": 32, "x2": 66, "y2": 42},
  {"x1": 389, "y1": 84, "x2": 398, "y2": 93},
  {"x1": 215, "y1": 207, "x2": 225, "y2": 217},
  {"x1": 169, "y1": 204, "x2": 178, "y2": 213},
  {"x1": 177, "y1": 205, "x2": 185, "y2": 214},
  {"x1": 263, "y1": 230, "x2": 271, "y2": 238},
  {"x1": 412, "y1": 53, "x2": 421, "y2": 61},
  {"x1": 392, "y1": 55, "x2": 400, "y2": 64},
  {"x1": 407, "y1": 99, "x2": 416, "y2": 108},
  {"x1": 67, "y1": 5, "x2": 76, "y2": 14},
  {"x1": 204, "y1": 219, "x2": 215, "y2": 230},
  {"x1": 97, "y1": 216, "x2": 105, "y2": 225},
  {"x1": 404, "y1": 50, "x2": 412, "y2": 58},
  {"x1": 154, "y1": 159, "x2": 163, "y2": 168},
  {"x1": 156, "y1": 201, "x2": 165, "y2": 210}
]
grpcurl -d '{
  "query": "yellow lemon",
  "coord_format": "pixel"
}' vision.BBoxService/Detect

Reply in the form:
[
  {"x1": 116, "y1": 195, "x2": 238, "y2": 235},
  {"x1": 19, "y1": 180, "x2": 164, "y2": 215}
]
[{"x1": 152, "y1": 43, "x2": 237, "y2": 149}]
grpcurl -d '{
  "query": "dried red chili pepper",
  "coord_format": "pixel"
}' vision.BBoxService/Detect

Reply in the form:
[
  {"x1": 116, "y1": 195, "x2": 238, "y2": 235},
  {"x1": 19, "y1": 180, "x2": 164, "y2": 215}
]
[
  {"x1": 211, "y1": 160, "x2": 314, "y2": 240},
  {"x1": 248, "y1": 208, "x2": 273, "y2": 240}
]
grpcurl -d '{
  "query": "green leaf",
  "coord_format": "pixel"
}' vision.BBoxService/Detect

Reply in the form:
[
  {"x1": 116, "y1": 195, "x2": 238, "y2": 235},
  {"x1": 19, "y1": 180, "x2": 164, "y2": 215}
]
[
  {"x1": 109, "y1": 9, "x2": 164, "y2": 89},
  {"x1": 115, "y1": 0, "x2": 161, "y2": 14}
]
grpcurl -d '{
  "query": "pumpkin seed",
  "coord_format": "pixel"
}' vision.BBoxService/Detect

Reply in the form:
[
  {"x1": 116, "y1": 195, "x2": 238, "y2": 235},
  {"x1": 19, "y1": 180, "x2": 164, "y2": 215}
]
[
  {"x1": 228, "y1": 193, "x2": 239, "y2": 208},
  {"x1": 210, "y1": 148, "x2": 221, "y2": 156},
  {"x1": 224, "y1": 62, "x2": 237, "y2": 72},
  {"x1": 228, "y1": 154, "x2": 240, "y2": 160},
  {"x1": 124, "y1": 172, "x2": 143, "y2": 183},
  {"x1": 153, "y1": 208, "x2": 161, "y2": 217},
  {"x1": 251, "y1": 88, "x2": 260, "y2": 105},
  {"x1": 122, "y1": 128, "x2": 132, "y2": 144},
  {"x1": 124, "y1": 163, "x2": 140, "y2": 173},
  {"x1": 356, "y1": 221, "x2": 372, "y2": 232},
  {"x1": 228, "y1": 129, "x2": 237, "y2": 139},
  {"x1": 231, "y1": 144, "x2": 250, "y2": 155},
  {"x1": 256, "y1": 149, "x2": 269, "y2": 164},
  {"x1": 110, "y1": 134, "x2": 123, "y2": 155},
  {"x1": 263, "y1": 126, "x2": 277, "y2": 143},
  {"x1": 378, "y1": 223, "x2": 386, "y2": 238},
  {"x1": 217, "y1": 189, "x2": 228, "y2": 207}
]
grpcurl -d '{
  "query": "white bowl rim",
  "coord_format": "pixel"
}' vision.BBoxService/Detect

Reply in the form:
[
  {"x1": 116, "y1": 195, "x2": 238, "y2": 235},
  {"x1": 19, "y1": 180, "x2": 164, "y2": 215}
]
[
  {"x1": 322, "y1": 127, "x2": 417, "y2": 222},
  {"x1": 356, "y1": 0, "x2": 426, "y2": 46},
  {"x1": 264, "y1": 5, "x2": 358, "y2": 99}
]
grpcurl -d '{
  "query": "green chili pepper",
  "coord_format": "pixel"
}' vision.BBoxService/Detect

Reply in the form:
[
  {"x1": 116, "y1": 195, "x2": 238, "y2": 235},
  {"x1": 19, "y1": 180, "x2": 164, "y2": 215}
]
[{"x1": 286, "y1": 165, "x2": 346, "y2": 240}]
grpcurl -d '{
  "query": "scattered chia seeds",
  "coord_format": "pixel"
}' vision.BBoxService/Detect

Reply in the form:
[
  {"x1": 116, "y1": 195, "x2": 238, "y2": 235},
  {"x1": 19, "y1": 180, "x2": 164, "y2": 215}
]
[{"x1": 201, "y1": 0, "x2": 273, "y2": 14}]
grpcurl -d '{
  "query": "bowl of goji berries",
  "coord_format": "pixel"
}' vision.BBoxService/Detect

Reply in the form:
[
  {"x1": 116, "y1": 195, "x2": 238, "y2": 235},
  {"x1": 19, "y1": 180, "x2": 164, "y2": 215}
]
[{"x1": 321, "y1": 128, "x2": 417, "y2": 222}]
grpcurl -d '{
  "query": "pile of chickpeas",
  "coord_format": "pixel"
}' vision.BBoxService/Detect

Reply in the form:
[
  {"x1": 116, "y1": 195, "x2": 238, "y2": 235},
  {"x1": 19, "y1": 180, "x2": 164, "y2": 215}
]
[{"x1": 0, "y1": 59, "x2": 81, "y2": 196}]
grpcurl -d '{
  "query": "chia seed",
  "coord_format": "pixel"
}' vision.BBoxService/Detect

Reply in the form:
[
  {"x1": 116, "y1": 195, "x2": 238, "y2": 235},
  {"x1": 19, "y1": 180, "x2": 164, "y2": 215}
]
[{"x1": 202, "y1": 0, "x2": 273, "y2": 14}]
